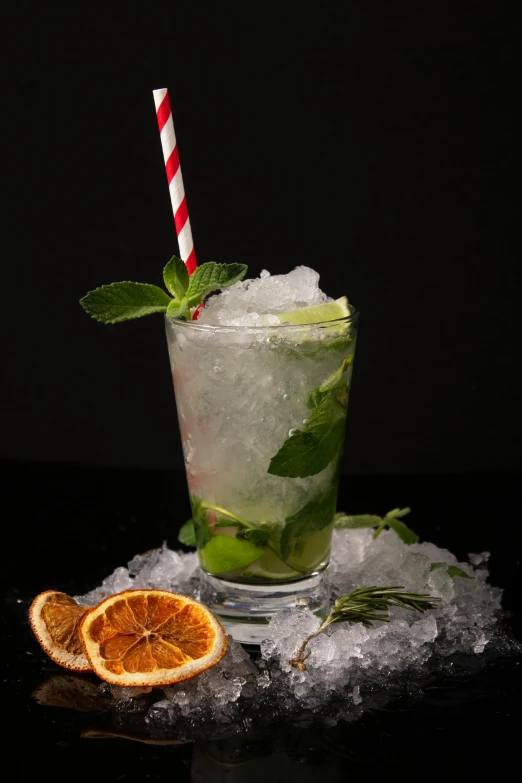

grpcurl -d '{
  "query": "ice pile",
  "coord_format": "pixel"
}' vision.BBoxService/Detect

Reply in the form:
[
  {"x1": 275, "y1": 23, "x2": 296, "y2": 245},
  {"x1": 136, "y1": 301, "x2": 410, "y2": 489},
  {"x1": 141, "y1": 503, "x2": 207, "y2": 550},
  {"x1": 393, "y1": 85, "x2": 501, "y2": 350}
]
[
  {"x1": 196, "y1": 266, "x2": 332, "y2": 326},
  {"x1": 74, "y1": 527, "x2": 518, "y2": 733},
  {"x1": 261, "y1": 529, "x2": 502, "y2": 698},
  {"x1": 76, "y1": 543, "x2": 199, "y2": 606},
  {"x1": 147, "y1": 639, "x2": 267, "y2": 727}
]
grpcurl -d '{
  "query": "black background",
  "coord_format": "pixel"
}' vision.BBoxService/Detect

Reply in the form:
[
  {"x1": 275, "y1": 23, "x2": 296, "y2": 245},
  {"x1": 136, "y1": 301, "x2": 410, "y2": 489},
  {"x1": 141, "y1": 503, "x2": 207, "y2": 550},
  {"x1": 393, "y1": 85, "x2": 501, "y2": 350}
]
[{"x1": 5, "y1": 1, "x2": 520, "y2": 475}]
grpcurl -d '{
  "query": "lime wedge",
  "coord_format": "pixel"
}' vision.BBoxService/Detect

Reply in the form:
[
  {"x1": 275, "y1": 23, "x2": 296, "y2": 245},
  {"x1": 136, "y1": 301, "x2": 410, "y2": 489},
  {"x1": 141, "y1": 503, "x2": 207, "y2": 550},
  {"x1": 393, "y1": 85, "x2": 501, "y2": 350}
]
[
  {"x1": 243, "y1": 548, "x2": 302, "y2": 580},
  {"x1": 277, "y1": 297, "x2": 349, "y2": 325},
  {"x1": 201, "y1": 536, "x2": 266, "y2": 574}
]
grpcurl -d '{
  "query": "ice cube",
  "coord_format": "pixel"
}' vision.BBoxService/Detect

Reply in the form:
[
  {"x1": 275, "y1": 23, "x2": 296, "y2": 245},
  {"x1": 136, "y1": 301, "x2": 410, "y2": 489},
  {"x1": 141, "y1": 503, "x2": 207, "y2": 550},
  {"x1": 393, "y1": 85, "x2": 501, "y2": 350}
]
[
  {"x1": 197, "y1": 266, "x2": 332, "y2": 326},
  {"x1": 399, "y1": 551, "x2": 431, "y2": 591},
  {"x1": 468, "y1": 551, "x2": 491, "y2": 567},
  {"x1": 427, "y1": 566, "x2": 455, "y2": 602},
  {"x1": 74, "y1": 544, "x2": 200, "y2": 606},
  {"x1": 261, "y1": 607, "x2": 320, "y2": 670},
  {"x1": 75, "y1": 567, "x2": 133, "y2": 606},
  {"x1": 409, "y1": 615, "x2": 438, "y2": 646}
]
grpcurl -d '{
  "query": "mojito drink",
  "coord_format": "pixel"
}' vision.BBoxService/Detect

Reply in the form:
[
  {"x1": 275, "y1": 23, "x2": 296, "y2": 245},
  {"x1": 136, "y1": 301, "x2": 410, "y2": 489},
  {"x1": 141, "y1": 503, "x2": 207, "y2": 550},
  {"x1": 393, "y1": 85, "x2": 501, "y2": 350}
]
[
  {"x1": 81, "y1": 259, "x2": 357, "y2": 642},
  {"x1": 165, "y1": 267, "x2": 358, "y2": 587}
]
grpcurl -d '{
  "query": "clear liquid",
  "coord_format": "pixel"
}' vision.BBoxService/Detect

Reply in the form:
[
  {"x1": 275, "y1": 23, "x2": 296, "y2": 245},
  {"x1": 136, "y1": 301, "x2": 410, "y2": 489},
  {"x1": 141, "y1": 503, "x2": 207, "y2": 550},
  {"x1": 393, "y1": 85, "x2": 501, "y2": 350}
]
[{"x1": 166, "y1": 319, "x2": 356, "y2": 584}]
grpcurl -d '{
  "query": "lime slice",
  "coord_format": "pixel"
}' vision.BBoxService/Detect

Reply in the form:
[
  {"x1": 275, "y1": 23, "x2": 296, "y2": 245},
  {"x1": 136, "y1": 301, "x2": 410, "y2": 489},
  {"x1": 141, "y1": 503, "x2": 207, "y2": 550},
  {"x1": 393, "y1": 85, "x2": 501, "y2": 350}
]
[
  {"x1": 277, "y1": 297, "x2": 349, "y2": 325},
  {"x1": 243, "y1": 548, "x2": 302, "y2": 580},
  {"x1": 201, "y1": 535, "x2": 266, "y2": 574}
]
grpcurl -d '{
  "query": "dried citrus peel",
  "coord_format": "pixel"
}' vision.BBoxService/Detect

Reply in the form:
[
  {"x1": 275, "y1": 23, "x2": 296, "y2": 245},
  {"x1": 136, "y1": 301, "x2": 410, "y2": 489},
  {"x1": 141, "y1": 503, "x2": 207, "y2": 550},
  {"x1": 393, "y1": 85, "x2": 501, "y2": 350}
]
[
  {"x1": 29, "y1": 590, "x2": 91, "y2": 672},
  {"x1": 79, "y1": 589, "x2": 227, "y2": 687}
]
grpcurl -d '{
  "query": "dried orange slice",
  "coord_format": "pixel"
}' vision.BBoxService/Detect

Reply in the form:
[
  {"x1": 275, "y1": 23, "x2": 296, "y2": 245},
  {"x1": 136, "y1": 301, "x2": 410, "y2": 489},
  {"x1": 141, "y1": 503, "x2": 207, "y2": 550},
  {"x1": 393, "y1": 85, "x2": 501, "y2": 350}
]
[
  {"x1": 29, "y1": 590, "x2": 92, "y2": 672},
  {"x1": 79, "y1": 589, "x2": 227, "y2": 687}
]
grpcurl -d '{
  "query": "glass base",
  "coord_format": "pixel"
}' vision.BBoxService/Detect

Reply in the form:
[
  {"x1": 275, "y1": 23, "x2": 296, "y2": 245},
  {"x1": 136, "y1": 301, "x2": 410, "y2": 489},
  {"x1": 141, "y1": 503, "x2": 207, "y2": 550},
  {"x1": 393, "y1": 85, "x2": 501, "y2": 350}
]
[{"x1": 199, "y1": 568, "x2": 330, "y2": 645}]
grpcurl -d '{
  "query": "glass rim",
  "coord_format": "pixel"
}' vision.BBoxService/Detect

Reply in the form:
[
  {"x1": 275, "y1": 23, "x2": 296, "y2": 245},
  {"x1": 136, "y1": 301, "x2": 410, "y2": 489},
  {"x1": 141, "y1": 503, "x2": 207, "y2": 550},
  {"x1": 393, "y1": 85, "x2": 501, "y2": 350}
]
[{"x1": 165, "y1": 304, "x2": 359, "y2": 332}]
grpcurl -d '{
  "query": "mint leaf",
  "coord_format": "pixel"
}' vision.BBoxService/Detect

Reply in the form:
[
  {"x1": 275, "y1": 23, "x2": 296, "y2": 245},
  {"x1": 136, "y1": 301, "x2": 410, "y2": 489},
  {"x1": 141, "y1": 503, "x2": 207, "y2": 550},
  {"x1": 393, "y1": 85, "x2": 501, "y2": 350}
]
[
  {"x1": 268, "y1": 392, "x2": 346, "y2": 478},
  {"x1": 447, "y1": 565, "x2": 473, "y2": 579},
  {"x1": 268, "y1": 358, "x2": 350, "y2": 478},
  {"x1": 280, "y1": 486, "x2": 337, "y2": 560},
  {"x1": 334, "y1": 505, "x2": 419, "y2": 543},
  {"x1": 237, "y1": 527, "x2": 271, "y2": 547},
  {"x1": 385, "y1": 507, "x2": 412, "y2": 520},
  {"x1": 178, "y1": 519, "x2": 196, "y2": 547},
  {"x1": 386, "y1": 516, "x2": 419, "y2": 545},
  {"x1": 430, "y1": 562, "x2": 473, "y2": 579},
  {"x1": 167, "y1": 297, "x2": 189, "y2": 319},
  {"x1": 186, "y1": 262, "x2": 248, "y2": 307},
  {"x1": 190, "y1": 497, "x2": 213, "y2": 547},
  {"x1": 334, "y1": 513, "x2": 383, "y2": 529},
  {"x1": 163, "y1": 256, "x2": 189, "y2": 299},
  {"x1": 309, "y1": 356, "x2": 353, "y2": 408},
  {"x1": 80, "y1": 282, "x2": 172, "y2": 324}
]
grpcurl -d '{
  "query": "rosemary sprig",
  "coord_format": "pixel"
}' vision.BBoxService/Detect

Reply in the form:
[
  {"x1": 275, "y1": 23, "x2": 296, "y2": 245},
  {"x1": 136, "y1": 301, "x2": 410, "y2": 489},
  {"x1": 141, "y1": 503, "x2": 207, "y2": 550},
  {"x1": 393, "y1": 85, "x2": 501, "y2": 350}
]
[{"x1": 289, "y1": 586, "x2": 440, "y2": 670}]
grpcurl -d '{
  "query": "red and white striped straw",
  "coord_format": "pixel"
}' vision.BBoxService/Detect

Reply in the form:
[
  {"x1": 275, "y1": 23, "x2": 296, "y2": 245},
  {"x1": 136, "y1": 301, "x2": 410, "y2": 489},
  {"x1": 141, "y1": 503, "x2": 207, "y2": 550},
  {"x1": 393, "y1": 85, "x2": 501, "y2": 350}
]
[{"x1": 153, "y1": 88, "x2": 197, "y2": 275}]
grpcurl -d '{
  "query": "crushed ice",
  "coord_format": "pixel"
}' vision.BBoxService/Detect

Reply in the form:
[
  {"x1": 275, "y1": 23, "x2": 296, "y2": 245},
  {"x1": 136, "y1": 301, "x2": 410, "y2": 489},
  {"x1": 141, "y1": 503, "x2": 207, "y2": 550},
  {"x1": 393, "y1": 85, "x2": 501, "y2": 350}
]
[
  {"x1": 73, "y1": 527, "x2": 519, "y2": 732},
  {"x1": 196, "y1": 265, "x2": 332, "y2": 326}
]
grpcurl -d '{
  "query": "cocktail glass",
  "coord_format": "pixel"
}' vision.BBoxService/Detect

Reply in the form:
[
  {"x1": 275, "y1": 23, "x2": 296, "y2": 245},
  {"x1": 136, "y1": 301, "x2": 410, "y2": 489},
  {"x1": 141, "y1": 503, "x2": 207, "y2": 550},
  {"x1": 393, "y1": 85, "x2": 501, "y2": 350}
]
[{"x1": 165, "y1": 309, "x2": 358, "y2": 643}]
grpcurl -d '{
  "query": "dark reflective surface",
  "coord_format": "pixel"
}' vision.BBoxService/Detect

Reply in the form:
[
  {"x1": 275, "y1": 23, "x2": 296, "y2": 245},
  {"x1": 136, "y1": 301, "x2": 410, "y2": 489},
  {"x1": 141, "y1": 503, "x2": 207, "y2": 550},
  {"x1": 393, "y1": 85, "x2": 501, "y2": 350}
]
[{"x1": 3, "y1": 463, "x2": 521, "y2": 780}]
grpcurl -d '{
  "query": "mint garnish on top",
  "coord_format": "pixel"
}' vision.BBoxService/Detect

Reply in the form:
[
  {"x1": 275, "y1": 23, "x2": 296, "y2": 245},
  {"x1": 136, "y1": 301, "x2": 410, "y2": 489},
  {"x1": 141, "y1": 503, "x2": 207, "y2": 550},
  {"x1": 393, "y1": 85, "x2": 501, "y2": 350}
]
[
  {"x1": 163, "y1": 256, "x2": 189, "y2": 300},
  {"x1": 80, "y1": 258, "x2": 247, "y2": 323}
]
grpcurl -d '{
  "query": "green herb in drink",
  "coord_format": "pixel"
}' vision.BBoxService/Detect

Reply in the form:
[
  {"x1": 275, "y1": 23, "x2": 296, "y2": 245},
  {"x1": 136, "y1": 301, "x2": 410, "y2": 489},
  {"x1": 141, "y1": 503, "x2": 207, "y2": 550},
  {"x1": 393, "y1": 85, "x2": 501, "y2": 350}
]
[
  {"x1": 267, "y1": 357, "x2": 352, "y2": 478},
  {"x1": 279, "y1": 484, "x2": 337, "y2": 561},
  {"x1": 178, "y1": 502, "x2": 418, "y2": 557}
]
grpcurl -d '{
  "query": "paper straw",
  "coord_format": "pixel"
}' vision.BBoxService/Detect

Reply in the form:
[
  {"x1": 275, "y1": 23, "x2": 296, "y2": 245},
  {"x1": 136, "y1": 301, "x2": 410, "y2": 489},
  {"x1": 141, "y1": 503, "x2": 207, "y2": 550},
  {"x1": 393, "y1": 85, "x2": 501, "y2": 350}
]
[{"x1": 153, "y1": 88, "x2": 197, "y2": 275}]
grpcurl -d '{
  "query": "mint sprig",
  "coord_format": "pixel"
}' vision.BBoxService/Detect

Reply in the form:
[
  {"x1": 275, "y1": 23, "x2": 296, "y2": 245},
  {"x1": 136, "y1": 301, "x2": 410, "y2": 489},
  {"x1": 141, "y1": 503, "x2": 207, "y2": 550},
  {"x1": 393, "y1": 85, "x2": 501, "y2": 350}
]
[
  {"x1": 80, "y1": 258, "x2": 247, "y2": 324},
  {"x1": 267, "y1": 358, "x2": 351, "y2": 478},
  {"x1": 334, "y1": 506, "x2": 419, "y2": 545}
]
